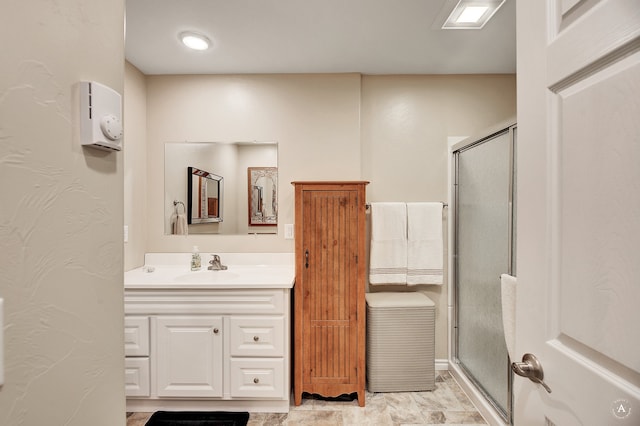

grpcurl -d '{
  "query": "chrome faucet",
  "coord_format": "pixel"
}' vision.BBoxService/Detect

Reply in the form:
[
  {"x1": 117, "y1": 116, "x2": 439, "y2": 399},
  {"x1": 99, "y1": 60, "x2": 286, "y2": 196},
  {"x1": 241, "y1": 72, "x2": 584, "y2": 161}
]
[{"x1": 208, "y1": 254, "x2": 227, "y2": 271}]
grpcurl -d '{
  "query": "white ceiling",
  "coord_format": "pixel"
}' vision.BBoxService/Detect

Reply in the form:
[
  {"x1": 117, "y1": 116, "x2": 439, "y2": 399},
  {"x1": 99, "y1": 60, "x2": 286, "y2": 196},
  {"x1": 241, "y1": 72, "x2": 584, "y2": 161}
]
[{"x1": 125, "y1": 0, "x2": 516, "y2": 75}]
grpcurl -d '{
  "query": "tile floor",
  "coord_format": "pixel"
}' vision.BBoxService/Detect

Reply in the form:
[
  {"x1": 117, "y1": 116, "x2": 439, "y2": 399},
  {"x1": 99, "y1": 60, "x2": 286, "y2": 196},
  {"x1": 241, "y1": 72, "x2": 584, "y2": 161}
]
[{"x1": 126, "y1": 371, "x2": 487, "y2": 426}]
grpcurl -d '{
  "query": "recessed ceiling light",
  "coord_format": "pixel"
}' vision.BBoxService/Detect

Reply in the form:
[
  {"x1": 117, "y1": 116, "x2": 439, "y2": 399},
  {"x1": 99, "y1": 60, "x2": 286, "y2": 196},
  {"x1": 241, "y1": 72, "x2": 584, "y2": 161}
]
[
  {"x1": 442, "y1": 0, "x2": 506, "y2": 29},
  {"x1": 179, "y1": 31, "x2": 210, "y2": 51},
  {"x1": 456, "y1": 6, "x2": 489, "y2": 23}
]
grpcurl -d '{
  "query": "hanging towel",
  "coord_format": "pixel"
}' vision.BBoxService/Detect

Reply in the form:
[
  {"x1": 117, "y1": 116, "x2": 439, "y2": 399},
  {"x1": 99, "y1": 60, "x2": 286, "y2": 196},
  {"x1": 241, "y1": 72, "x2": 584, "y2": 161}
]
[
  {"x1": 369, "y1": 202, "x2": 407, "y2": 284},
  {"x1": 406, "y1": 202, "x2": 443, "y2": 285},
  {"x1": 173, "y1": 212, "x2": 188, "y2": 235},
  {"x1": 500, "y1": 274, "x2": 517, "y2": 359}
]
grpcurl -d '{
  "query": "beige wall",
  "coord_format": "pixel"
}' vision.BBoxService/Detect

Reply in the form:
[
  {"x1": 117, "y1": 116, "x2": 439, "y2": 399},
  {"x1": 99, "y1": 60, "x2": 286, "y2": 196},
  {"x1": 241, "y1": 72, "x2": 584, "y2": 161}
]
[
  {"x1": 123, "y1": 70, "x2": 516, "y2": 360},
  {"x1": 362, "y1": 75, "x2": 517, "y2": 202},
  {"x1": 125, "y1": 62, "x2": 148, "y2": 269},
  {"x1": 361, "y1": 74, "x2": 516, "y2": 361},
  {"x1": 0, "y1": 1, "x2": 125, "y2": 425}
]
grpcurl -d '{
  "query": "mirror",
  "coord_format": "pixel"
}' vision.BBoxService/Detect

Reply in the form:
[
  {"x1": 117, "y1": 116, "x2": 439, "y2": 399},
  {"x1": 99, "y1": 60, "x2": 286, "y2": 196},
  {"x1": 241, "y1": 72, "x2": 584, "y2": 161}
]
[
  {"x1": 187, "y1": 167, "x2": 223, "y2": 224},
  {"x1": 248, "y1": 167, "x2": 278, "y2": 226},
  {"x1": 165, "y1": 142, "x2": 277, "y2": 235}
]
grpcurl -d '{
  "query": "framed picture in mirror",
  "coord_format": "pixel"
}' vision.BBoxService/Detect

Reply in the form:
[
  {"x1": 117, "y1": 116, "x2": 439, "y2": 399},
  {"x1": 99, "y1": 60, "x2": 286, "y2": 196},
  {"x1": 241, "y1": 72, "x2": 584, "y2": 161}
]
[
  {"x1": 187, "y1": 166, "x2": 223, "y2": 224},
  {"x1": 248, "y1": 167, "x2": 277, "y2": 226}
]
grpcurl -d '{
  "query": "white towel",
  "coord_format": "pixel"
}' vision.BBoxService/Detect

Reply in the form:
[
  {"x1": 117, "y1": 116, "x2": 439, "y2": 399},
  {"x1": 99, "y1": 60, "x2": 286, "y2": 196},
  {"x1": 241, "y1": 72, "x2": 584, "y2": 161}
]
[
  {"x1": 173, "y1": 213, "x2": 188, "y2": 235},
  {"x1": 369, "y1": 202, "x2": 407, "y2": 284},
  {"x1": 406, "y1": 202, "x2": 443, "y2": 285},
  {"x1": 501, "y1": 274, "x2": 517, "y2": 359}
]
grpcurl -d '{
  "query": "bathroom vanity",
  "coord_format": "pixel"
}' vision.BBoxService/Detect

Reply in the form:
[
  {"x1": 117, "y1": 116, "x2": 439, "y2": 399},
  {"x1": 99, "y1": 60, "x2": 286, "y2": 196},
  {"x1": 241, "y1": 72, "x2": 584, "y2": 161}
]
[{"x1": 124, "y1": 253, "x2": 295, "y2": 413}]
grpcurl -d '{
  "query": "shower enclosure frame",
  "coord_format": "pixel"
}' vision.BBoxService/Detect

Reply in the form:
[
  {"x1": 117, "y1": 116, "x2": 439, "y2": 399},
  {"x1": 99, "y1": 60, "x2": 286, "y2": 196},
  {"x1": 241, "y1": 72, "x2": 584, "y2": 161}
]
[{"x1": 450, "y1": 122, "x2": 516, "y2": 425}]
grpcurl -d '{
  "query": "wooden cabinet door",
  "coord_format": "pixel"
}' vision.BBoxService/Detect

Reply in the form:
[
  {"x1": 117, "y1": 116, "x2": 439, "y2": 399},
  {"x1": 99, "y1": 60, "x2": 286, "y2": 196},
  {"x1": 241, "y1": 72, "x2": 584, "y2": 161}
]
[
  {"x1": 155, "y1": 316, "x2": 223, "y2": 397},
  {"x1": 293, "y1": 182, "x2": 367, "y2": 406}
]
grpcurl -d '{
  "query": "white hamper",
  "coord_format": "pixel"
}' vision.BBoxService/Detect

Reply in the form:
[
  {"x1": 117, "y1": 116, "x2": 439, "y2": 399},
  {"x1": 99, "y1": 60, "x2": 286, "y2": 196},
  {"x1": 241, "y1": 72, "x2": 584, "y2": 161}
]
[{"x1": 366, "y1": 292, "x2": 435, "y2": 392}]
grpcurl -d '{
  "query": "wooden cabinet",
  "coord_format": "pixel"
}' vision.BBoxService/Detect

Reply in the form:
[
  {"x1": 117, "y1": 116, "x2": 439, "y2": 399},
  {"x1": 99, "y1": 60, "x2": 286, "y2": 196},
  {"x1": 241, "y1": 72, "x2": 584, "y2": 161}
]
[{"x1": 292, "y1": 181, "x2": 368, "y2": 406}]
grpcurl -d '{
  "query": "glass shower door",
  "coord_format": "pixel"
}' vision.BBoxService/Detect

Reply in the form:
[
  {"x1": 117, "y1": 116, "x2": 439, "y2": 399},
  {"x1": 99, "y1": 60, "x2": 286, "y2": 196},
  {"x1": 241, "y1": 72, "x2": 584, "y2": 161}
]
[{"x1": 455, "y1": 128, "x2": 514, "y2": 418}]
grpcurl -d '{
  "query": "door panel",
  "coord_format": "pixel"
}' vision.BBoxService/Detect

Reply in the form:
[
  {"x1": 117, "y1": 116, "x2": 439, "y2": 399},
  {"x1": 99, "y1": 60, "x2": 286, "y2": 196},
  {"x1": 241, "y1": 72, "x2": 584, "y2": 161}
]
[
  {"x1": 548, "y1": 0, "x2": 640, "y2": 87},
  {"x1": 556, "y1": 59, "x2": 640, "y2": 373},
  {"x1": 302, "y1": 190, "x2": 359, "y2": 384},
  {"x1": 516, "y1": 0, "x2": 640, "y2": 423},
  {"x1": 543, "y1": 52, "x2": 640, "y2": 426}
]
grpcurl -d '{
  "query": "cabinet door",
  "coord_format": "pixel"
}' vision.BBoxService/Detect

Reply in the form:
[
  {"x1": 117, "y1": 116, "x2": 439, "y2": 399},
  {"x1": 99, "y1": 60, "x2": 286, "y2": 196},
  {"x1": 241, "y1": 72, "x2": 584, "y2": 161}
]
[
  {"x1": 301, "y1": 188, "x2": 361, "y2": 386},
  {"x1": 155, "y1": 316, "x2": 223, "y2": 397}
]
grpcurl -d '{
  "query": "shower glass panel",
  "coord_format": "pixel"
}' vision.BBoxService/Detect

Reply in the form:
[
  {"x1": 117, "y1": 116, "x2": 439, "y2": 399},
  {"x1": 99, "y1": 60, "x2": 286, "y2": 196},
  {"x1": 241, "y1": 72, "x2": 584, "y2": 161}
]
[{"x1": 455, "y1": 130, "x2": 512, "y2": 416}]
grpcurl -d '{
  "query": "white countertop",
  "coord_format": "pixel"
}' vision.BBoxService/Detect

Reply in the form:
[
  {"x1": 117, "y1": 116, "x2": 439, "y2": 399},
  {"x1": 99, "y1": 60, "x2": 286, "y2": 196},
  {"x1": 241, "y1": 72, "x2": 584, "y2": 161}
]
[{"x1": 125, "y1": 253, "x2": 295, "y2": 290}]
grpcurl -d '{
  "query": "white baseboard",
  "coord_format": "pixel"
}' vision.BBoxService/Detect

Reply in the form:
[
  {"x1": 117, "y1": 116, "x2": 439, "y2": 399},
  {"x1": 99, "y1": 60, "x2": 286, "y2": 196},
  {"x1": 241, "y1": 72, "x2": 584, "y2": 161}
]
[{"x1": 435, "y1": 358, "x2": 449, "y2": 370}]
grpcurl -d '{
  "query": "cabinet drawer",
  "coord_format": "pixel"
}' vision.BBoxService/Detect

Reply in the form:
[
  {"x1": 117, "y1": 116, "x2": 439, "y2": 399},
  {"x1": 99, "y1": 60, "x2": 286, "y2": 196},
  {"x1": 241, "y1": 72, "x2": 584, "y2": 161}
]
[
  {"x1": 124, "y1": 316, "x2": 149, "y2": 356},
  {"x1": 125, "y1": 357, "x2": 150, "y2": 397},
  {"x1": 229, "y1": 316, "x2": 284, "y2": 357},
  {"x1": 230, "y1": 358, "x2": 284, "y2": 398}
]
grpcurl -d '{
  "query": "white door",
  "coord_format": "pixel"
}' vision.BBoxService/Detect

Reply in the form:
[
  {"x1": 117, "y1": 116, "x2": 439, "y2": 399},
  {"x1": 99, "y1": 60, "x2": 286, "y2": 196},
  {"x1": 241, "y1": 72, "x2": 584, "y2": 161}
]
[
  {"x1": 155, "y1": 316, "x2": 223, "y2": 397},
  {"x1": 516, "y1": 0, "x2": 640, "y2": 424}
]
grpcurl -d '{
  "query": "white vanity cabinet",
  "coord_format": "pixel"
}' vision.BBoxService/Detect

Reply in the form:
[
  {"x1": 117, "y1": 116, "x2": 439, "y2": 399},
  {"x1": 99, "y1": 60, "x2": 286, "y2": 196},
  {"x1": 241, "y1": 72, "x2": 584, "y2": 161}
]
[{"x1": 124, "y1": 286, "x2": 292, "y2": 413}]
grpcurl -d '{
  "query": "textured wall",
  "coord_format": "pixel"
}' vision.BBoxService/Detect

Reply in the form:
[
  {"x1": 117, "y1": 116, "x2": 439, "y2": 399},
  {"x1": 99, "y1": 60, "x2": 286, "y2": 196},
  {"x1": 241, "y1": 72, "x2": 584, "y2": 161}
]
[{"x1": 0, "y1": 1, "x2": 125, "y2": 425}]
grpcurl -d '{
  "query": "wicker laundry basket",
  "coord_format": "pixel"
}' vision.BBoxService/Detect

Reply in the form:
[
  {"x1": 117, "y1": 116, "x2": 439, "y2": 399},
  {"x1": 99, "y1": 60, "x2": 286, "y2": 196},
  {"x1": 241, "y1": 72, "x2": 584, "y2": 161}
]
[{"x1": 366, "y1": 292, "x2": 436, "y2": 392}]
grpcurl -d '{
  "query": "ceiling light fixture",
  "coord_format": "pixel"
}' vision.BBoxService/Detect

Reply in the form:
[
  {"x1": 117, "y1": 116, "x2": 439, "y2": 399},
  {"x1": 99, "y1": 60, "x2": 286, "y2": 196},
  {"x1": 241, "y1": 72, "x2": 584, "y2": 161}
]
[
  {"x1": 456, "y1": 6, "x2": 489, "y2": 23},
  {"x1": 442, "y1": 0, "x2": 506, "y2": 29},
  {"x1": 179, "y1": 31, "x2": 210, "y2": 51}
]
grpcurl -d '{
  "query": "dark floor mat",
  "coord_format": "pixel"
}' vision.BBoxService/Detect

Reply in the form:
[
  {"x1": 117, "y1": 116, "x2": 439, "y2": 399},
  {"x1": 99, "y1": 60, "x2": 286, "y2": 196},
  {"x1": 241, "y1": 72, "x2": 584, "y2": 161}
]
[{"x1": 145, "y1": 411, "x2": 249, "y2": 426}]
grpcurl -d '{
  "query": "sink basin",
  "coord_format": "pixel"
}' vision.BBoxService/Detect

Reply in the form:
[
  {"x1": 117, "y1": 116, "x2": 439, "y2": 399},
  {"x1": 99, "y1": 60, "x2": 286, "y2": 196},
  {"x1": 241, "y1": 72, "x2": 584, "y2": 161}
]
[{"x1": 174, "y1": 270, "x2": 239, "y2": 284}]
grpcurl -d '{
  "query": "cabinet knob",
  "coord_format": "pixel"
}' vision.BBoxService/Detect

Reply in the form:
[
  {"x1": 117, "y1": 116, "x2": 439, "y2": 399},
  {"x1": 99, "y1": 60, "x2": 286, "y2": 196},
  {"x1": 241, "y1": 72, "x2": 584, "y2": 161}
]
[
  {"x1": 213, "y1": 328, "x2": 219, "y2": 334},
  {"x1": 253, "y1": 335, "x2": 260, "y2": 342},
  {"x1": 253, "y1": 378, "x2": 260, "y2": 384}
]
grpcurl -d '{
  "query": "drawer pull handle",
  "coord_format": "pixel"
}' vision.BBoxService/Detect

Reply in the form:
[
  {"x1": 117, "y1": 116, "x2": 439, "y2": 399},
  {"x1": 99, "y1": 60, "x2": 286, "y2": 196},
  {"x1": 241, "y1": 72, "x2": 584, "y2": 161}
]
[
  {"x1": 253, "y1": 378, "x2": 260, "y2": 384},
  {"x1": 213, "y1": 328, "x2": 219, "y2": 334},
  {"x1": 253, "y1": 335, "x2": 260, "y2": 342}
]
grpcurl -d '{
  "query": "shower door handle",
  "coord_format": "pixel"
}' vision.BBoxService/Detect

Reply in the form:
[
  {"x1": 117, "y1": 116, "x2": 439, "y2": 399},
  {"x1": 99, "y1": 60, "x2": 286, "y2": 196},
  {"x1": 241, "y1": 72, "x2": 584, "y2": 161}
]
[{"x1": 512, "y1": 353, "x2": 552, "y2": 393}]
